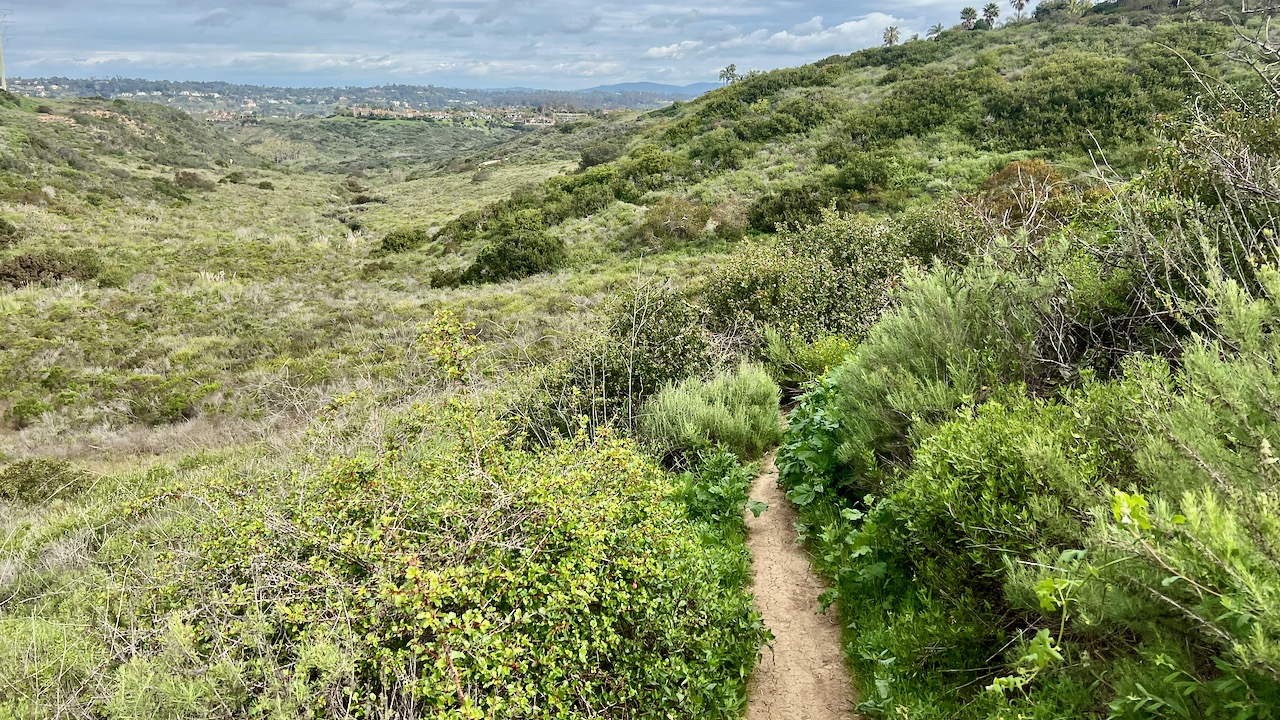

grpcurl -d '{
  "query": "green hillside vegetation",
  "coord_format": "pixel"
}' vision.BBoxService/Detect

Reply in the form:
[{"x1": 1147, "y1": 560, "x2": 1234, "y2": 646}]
[{"x1": 3, "y1": 1, "x2": 1279, "y2": 717}]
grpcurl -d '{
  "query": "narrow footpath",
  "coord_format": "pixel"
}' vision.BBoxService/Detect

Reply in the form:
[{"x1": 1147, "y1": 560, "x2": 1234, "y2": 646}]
[{"x1": 745, "y1": 453, "x2": 858, "y2": 720}]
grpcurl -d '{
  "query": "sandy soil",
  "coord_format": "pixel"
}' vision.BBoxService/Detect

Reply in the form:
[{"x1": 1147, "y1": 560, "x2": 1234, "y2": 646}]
[{"x1": 745, "y1": 454, "x2": 858, "y2": 720}]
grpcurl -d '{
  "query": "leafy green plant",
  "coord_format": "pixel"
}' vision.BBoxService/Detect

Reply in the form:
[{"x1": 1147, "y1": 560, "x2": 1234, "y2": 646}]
[
  {"x1": 640, "y1": 362, "x2": 782, "y2": 462},
  {"x1": 376, "y1": 226, "x2": 431, "y2": 255},
  {"x1": 459, "y1": 209, "x2": 566, "y2": 285},
  {"x1": 143, "y1": 406, "x2": 768, "y2": 719},
  {"x1": 703, "y1": 208, "x2": 905, "y2": 342}
]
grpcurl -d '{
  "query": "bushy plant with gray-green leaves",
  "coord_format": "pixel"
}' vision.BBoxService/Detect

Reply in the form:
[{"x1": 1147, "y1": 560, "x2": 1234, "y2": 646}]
[{"x1": 640, "y1": 363, "x2": 782, "y2": 462}]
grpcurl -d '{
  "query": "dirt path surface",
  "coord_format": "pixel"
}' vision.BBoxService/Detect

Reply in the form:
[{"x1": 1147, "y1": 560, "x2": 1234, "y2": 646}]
[{"x1": 745, "y1": 454, "x2": 858, "y2": 720}]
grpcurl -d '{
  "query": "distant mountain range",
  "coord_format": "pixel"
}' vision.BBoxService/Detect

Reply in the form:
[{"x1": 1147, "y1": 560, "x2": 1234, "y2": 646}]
[
  {"x1": 580, "y1": 82, "x2": 720, "y2": 98},
  {"x1": 8, "y1": 77, "x2": 717, "y2": 117}
]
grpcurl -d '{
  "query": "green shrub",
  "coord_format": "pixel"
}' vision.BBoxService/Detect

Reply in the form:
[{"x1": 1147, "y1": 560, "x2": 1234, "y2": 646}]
[
  {"x1": 631, "y1": 196, "x2": 711, "y2": 249},
  {"x1": 509, "y1": 282, "x2": 718, "y2": 443},
  {"x1": 256, "y1": 180, "x2": 275, "y2": 190},
  {"x1": 578, "y1": 139, "x2": 625, "y2": 170},
  {"x1": 675, "y1": 450, "x2": 765, "y2": 533},
  {"x1": 900, "y1": 199, "x2": 987, "y2": 265},
  {"x1": 640, "y1": 363, "x2": 782, "y2": 462},
  {"x1": 0, "y1": 459, "x2": 89, "y2": 503},
  {"x1": 459, "y1": 209, "x2": 566, "y2": 285},
  {"x1": 688, "y1": 127, "x2": 748, "y2": 170},
  {"x1": 748, "y1": 179, "x2": 855, "y2": 232},
  {"x1": 124, "y1": 374, "x2": 219, "y2": 426},
  {"x1": 173, "y1": 170, "x2": 215, "y2": 191},
  {"x1": 983, "y1": 51, "x2": 1151, "y2": 150},
  {"x1": 150, "y1": 407, "x2": 767, "y2": 718},
  {"x1": 826, "y1": 264, "x2": 1045, "y2": 487},
  {"x1": 0, "y1": 218, "x2": 20, "y2": 249},
  {"x1": 376, "y1": 226, "x2": 431, "y2": 255},
  {"x1": 704, "y1": 208, "x2": 904, "y2": 342},
  {"x1": 758, "y1": 326, "x2": 856, "y2": 392},
  {"x1": 0, "y1": 249, "x2": 104, "y2": 288}
]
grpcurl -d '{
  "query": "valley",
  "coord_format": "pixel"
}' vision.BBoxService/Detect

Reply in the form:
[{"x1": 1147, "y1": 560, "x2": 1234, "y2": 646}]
[{"x1": 2, "y1": 2, "x2": 1279, "y2": 718}]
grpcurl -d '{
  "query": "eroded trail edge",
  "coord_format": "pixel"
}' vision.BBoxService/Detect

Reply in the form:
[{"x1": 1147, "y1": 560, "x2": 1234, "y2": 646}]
[{"x1": 745, "y1": 454, "x2": 857, "y2": 720}]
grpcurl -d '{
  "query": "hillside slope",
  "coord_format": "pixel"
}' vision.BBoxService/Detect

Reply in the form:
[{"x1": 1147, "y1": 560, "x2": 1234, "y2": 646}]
[{"x1": 2, "y1": 2, "x2": 1278, "y2": 718}]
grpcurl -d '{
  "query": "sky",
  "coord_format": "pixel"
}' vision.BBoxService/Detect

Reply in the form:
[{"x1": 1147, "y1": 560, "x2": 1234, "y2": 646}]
[{"x1": 1, "y1": 1, "x2": 975, "y2": 89}]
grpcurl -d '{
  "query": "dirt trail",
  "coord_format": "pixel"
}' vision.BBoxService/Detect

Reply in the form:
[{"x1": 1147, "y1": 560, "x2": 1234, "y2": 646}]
[{"x1": 745, "y1": 454, "x2": 858, "y2": 720}]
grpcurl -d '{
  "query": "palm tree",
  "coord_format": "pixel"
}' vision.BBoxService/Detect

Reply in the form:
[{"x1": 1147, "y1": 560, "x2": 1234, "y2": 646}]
[
  {"x1": 960, "y1": 6, "x2": 979, "y2": 29},
  {"x1": 718, "y1": 64, "x2": 739, "y2": 85},
  {"x1": 983, "y1": 3, "x2": 1001, "y2": 25},
  {"x1": 927, "y1": 22, "x2": 945, "y2": 39},
  {"x1": 1010, "y1": 0, "x2": 1028, "y2": 19},
  {"x1": 883, "y1": 26, "x2": 900, "y2": 46}
]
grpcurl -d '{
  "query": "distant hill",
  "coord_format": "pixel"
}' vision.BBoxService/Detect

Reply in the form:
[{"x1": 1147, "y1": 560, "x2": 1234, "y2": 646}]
[
  {"x1": 7, "y1": 77, "x2": 699, "y2": 117},
  {"x1": 581, "y1": 82, "x2": 719, "y2": 98}
]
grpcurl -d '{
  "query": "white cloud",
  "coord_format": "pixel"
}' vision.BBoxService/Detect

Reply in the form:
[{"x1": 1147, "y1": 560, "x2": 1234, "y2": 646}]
[
  {"x1": 718, "y1": 12, "x2": 907, "y2": 54},
  {"x1": 644, "y1": 40, "x2": 702, "y2": 59},
  {"x1": 7, "y1": 1, "x2": 948, "y2": 87}
]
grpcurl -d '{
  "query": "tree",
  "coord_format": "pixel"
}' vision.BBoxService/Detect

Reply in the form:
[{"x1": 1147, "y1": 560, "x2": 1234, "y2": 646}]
[
  {"x1": 1066, "y1": 0, "x2": 1093, "y2": 16},
  {"x1": 983, "y1": 3, "x2": 1001, "y2": 25},
  {"x1": 927, "y1": 23, "x2": 946, "y2": 38},
  {"x1": 718, "y1": 64, "x2": 740, "y2": 85},
  {"x1": 1010, "y1": 0, "x2": 1028, "y2": 19},
  {"x1": 961, "y1": 7, "x2": 979, "y2": 29},
  {"x1": 883, "y1": 26, "x2": 901, "y2": 46}
]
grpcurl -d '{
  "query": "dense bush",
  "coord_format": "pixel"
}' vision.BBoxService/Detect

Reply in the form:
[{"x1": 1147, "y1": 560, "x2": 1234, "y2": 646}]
[
  {"x1": 74, "y1": 403, "x2": 765, "y2": 719},
  {"x1": 458, "y1": 209, "x2": 566, "y2": 285},
  {"x1": 579, "y1": 139, "x2": 626, "y2": 170},
  {"x1": 758, "y1": 326, "x2": 856, "y2": 392},
  {"x1": 0, "y1": 218, "x2": 20, "y2": 249},
  {"x1": 173, "y1": 170, "x2": 216, "y2": 191},
  {"x1": 640, "y1": 363, "x2": 782, "y2": 462},
  {"x1": 775, "y1": 47, "x2": 1280, "y2": 717},
  {"x1": 704, "y1": 209, "x2": 905, "y2": 341},
  {"x1": 0, "y1": 458, "x2": 88, "y2": 503},
  {"x1": 630, "y1": 196, "x2": 712, "y2": 249},
  {"x1": 375, "y1": 226, "x2": 431, "y2": 255},
  {"x1": 983, "y1": 51, "x2": 1151, "y2": 150},
  {"x1": 748, "y1": 179, "x2": 855, "y2": 232},
  {"x1": 675, "y1": 450, "x2": 766, "y2": 534},
  {"x1": 688, "y1": 127, "x2": 748, "y2": 170},
  {"x1": 0, "y1": 249, "x2": 105, "y2": 288}
]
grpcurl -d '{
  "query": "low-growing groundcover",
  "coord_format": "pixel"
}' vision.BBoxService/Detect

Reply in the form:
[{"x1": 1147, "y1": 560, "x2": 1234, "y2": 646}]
[{"x1": 0, "y1": 401, "x2": 768, "y2": 719}]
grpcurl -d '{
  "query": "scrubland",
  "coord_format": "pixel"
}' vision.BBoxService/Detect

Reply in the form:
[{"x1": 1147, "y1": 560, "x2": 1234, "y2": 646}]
[{"x1": 3, "y1": 2, "x2": 1279, "y2": 718}]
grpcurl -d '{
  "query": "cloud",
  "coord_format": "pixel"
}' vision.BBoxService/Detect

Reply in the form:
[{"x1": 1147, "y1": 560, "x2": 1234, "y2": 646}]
[
  {"x1": 428, "y1": 10, "x2": 462, "y2": 31},
  {"x1": 193, "y1": 8, "x2": 240, "y2": 27},
  {"x1": 717, "y1": 12, "x2": 906, "y2": 54},
  {"x1": 7, "y1": 1, "x2": 946, "y2": 88},
  {"x1": 645, "y1": 40, "x2": 702, "y2": 60}
]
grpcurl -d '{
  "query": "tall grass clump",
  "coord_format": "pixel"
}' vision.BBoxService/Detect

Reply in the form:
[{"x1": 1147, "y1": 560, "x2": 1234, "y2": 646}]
[{"x1": 640, "y1": 363, "x2": 782, "y2": 462}]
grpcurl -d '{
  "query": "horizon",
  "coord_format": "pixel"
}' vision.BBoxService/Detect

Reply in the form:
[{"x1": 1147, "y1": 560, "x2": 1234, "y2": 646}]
[
  {"x1": 0, "y1": 1, "x2": 969, "y2": 89},
  {"x1": 6, "y1": 74, "x2": 722, "y2": 94}
]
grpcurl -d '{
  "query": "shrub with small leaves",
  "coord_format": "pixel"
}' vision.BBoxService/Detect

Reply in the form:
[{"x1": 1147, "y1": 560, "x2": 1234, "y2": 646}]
[
  {"x1": 704, "y1": 208, "x2": 905, "y2": 342},
  {"x1": 376, "y1": 226, "x2": 431, "y2": 255},
  {"x1": 0, "y1": 459, "x2": 89, "y2": 503}
]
